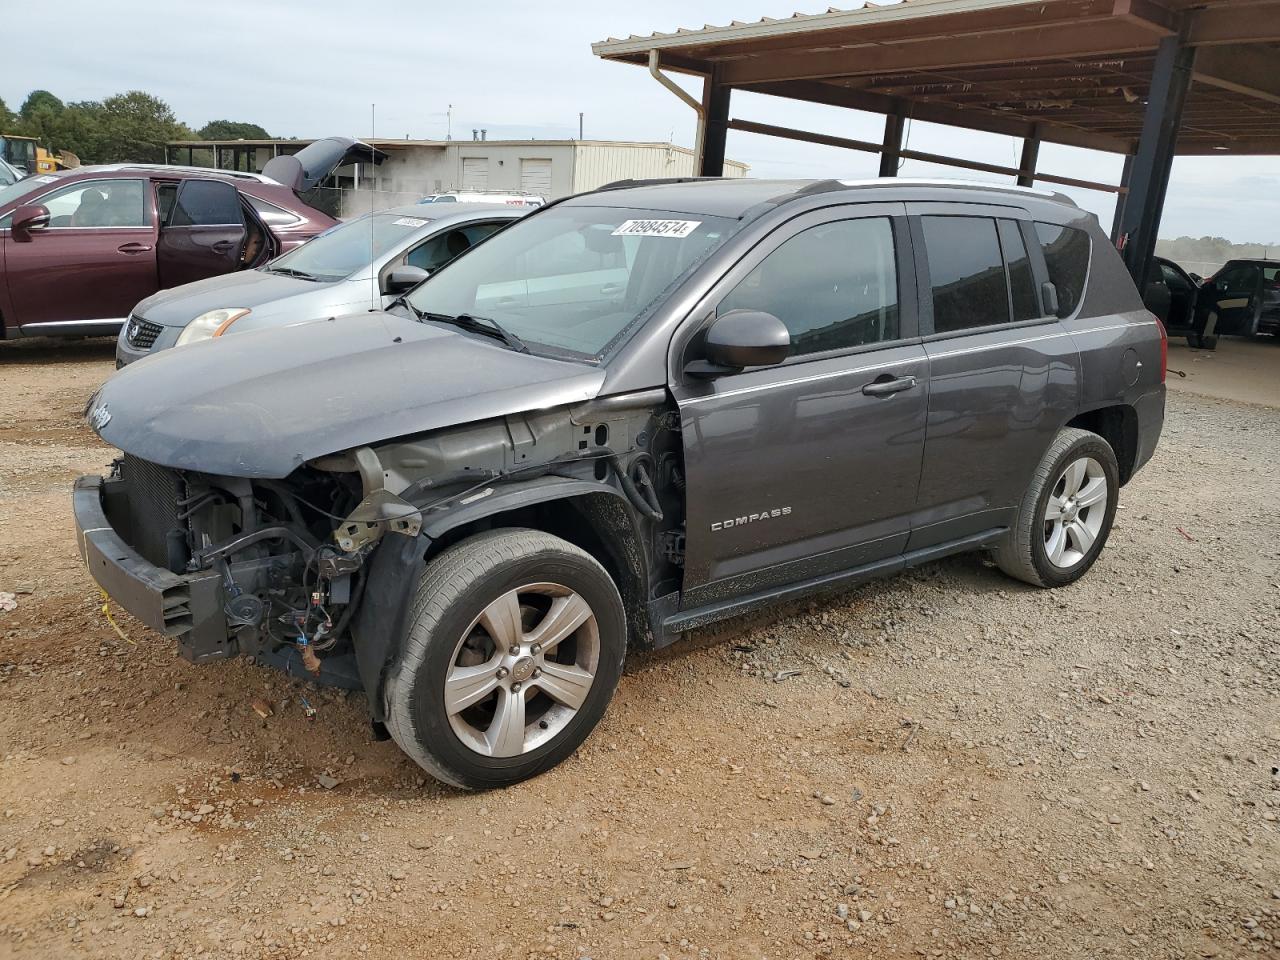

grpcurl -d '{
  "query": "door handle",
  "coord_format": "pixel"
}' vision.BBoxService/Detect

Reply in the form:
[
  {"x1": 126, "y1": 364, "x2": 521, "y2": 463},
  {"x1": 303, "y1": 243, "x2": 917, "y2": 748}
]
[
  {"x1": 600, "y1": 282, "x2": 624, "y2": 295},
  {"x1": 117, "y1": 242, "x2": 153, "y2": 254},
  {"x1": 211, "y1": 240, "x2": 235, "y2": 253},
  {"x1": 862, "y1": 374, "x2": 917, "y2": 397}
]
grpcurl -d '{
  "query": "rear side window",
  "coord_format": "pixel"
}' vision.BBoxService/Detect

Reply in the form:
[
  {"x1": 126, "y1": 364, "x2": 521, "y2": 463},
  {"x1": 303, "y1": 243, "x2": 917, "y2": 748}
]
[
  {"x1": 1034, "y1": 222, "x2": 1090, "y2": 317},
  {"x1": 922, "y1": 216, "x2": 1009, "y2": 333},
  {"x1": 169, "y1": 180, "x2": 243, "y2": 227},
  {"x1": 719, "y1": 217, "x2": 899, "y2": 357}
]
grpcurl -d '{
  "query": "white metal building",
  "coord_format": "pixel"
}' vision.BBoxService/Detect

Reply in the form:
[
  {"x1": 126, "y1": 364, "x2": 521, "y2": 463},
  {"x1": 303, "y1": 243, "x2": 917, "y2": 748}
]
[{"x1": 167, "y1": 137, "x2": 749, "y2": 217}]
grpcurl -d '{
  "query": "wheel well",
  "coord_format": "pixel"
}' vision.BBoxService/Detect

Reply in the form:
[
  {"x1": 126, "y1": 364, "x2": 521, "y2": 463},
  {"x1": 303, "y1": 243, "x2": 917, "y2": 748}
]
[
  {"x1": 1066, "y1": 405, "x2": 1139, "y2": 484},
  {"x1": 427, "y1": 493, "x2": 655, "y2": 650}
]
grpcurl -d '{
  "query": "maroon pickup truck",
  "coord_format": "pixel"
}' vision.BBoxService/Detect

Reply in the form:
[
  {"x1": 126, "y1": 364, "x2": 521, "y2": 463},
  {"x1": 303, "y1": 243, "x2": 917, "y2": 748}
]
[{"x1": 0, "y1": 137, "x2": 380, "y2": 340}]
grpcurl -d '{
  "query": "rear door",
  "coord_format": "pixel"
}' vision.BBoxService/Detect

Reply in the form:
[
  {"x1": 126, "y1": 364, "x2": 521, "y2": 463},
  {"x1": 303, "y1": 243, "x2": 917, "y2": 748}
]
[
  {"x1": 907, "y1": 204, "x2": 1079, "y2": 550},
  {"x1": 157, "y1": 179, "x2": 247, "y2": 288},
  {"x1": 2, "y1": 177, "x2": 156, "y2": 329},
  {"x1": 673, "y1": 204, "x2": 928, "y2": 606}
]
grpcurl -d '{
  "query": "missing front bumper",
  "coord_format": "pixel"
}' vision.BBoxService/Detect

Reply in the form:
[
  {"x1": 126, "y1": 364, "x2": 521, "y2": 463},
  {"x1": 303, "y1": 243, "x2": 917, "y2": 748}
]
[{"x1": 73, "y1": 475, "x2": 233, "y2": 663}]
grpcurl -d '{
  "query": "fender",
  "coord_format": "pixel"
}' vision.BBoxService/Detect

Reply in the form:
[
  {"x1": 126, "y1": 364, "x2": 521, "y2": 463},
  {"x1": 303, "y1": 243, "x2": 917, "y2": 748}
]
[{"x1": 351, "y1": 475, "x2": 640, "y2": 723}]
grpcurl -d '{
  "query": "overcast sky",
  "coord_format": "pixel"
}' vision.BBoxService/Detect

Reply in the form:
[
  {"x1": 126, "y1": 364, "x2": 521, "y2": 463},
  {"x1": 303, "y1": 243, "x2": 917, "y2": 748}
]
[{"x1": 5, "y1": 0, "x2": 1277, "y2": 243}]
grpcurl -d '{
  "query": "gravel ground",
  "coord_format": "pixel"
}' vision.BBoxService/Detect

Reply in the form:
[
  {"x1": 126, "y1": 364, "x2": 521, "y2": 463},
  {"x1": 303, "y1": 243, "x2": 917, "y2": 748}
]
[{"x1": 0, "y1": 337, "x2": 1277, "y2": 960}]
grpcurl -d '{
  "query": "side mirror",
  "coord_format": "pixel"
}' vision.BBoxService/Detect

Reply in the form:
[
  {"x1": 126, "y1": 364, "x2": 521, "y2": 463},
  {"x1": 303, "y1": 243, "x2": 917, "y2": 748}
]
[
  {"x1": 11, "y1": 204, "x2": 50, "y2": 241},
  {"x1": 1040, "y1": 281, "x2": 1060, "y2": 318},
  {"x1": 1188, "y1": 273, "x2": 1203, "y2": 285},
  {"x1": 689, "y1": 309, "x2": 790, "y2": 376},
  {"x1": 383, "y1": 265, "x2": 429, "y2": 295}
]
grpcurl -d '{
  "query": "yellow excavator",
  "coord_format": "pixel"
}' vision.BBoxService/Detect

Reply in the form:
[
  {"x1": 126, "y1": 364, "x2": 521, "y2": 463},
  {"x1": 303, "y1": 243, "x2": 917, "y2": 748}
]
[{"x1": 0, "y1": 134, "x2": 79, "y2": 175}]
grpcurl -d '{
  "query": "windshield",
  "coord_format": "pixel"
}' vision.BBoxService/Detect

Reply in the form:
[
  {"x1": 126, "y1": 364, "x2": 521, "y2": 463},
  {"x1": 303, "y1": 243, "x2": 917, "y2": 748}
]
[
  {"x1": 265, "y1": 211, "x2": 437, "y2": 281},
  {"x1": 404, "y1": 205, "x2": 735, "y2": 358}
]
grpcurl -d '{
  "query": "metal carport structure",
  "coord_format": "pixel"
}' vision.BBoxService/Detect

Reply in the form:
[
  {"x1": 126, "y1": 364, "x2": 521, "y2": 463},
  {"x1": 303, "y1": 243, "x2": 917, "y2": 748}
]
[{"x1": 593, "y1": 0, "x2": 1280, "y2": 284}]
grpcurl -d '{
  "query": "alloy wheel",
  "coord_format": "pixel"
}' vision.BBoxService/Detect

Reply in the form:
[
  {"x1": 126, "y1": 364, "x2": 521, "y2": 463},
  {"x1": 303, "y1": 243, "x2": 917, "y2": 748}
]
[
  {"x1": 444, "y1": 582, "x2": 600, "y2": 758},
  {"x1": 1043, "y1": 456, "x2": 1109, "y2": 569}
]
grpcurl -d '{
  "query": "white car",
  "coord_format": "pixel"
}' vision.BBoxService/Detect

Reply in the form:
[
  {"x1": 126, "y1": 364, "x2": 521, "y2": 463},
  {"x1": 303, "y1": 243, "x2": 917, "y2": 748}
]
[{"x1": 420, "y1": 190, "x2": 545, "y2": 208}]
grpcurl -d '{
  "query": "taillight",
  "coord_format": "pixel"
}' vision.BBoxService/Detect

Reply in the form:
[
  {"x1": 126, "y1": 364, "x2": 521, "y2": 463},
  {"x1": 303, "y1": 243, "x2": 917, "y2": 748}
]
[{"x1": 1154, "y1": 313, "x2": 1168, "y2": 383}]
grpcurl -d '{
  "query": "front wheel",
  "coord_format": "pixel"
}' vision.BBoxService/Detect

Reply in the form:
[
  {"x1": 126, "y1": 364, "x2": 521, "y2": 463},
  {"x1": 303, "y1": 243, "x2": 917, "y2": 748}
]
[
  {"x1": 994, "y1": 428, "x2": 1120, "y2": 588},
  {"x1": 384, "y1": 529, "x2": 625, "y2": 789}
]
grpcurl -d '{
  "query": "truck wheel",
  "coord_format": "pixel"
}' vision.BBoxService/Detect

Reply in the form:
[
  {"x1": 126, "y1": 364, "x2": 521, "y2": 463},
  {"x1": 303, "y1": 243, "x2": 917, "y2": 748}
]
[
  {"x1": 1200, "y1": 334, "x2": 1218, "y2": 350},
  {"x1": 1186, "y1": 333, "x2": 1202, "y2": 348},
  {"x1": 994, "y1": 428, "x2": 1120, "y2": 588},
  {"x1": 384, "y1": 528, "x2": 625, "y2": 789}
]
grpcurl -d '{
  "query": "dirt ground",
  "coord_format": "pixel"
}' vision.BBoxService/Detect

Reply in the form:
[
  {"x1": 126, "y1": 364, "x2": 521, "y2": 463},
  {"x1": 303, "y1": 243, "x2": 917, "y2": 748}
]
[{"x1": 0, "y1": 335, "x2": 1277, "y2": 960}]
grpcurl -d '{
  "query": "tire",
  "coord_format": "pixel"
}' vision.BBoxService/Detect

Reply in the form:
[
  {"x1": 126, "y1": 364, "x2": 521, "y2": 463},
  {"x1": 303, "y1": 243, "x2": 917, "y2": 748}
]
[
  {"x1": 384, "y1": 528, "x2": 625, "y2": 789},
  {"x1": 994, "y1": 428, "x2": 1120, "y2": 588},
  {"x1": 1186, "y1": 333, "x2": 1202, "y2": 348},
  {"x1": 1200, "y1": 334, "x2": 1218, "y2": 350}
]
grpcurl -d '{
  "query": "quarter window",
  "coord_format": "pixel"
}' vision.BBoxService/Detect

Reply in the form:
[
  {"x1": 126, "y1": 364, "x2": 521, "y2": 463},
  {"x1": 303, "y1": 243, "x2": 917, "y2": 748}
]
[
  {"x1": 719, "y1": 217, "x2": 899, "y2": 357},
  {"x1": 1034, "y1": 222, "x2": 1091, "y2": 317},
  {"x1": 922, "y1": 216, "x2": 1010, "y2": 333},
  {"x1": 39, "y1": 179, "x2": 148, "y2": 228}
]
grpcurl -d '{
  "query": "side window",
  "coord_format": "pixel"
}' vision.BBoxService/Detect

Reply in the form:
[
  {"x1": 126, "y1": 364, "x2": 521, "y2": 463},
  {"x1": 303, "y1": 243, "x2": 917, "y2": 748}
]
[
  {"x1": 403, "y1": 222, "x2": 506, "y2": 272},
  {"x1": 719, "y1": 217, "x2": 899, "y2": 357},
  {"x1": 1215, "y1": 264, "x2": 1259, "y2": 296},
  {"x1": 998, "y1": 220, "x2": 1041, "y2": 322},
  {"x1": 922, "y1": 216, "x2": 1009, "y2": 333},
  {"x1": 1160, "y1": 263, "x2": 1189, "y2": 293},
  {"x1": 168, "y1": 180, "x2": 244, "y2": 227},
  {"x1": 156, "y1": 183, "x2": 178, "y2": 224},
  {"x1": 246, "y1": 194, "x2": 302, "y2": 227},
  {"x1": 1034, "y1": 222, "x2": 1090, "y2": 318},
  {"x1": 40, "y1": 179, "x2": 148, "y2": 228}
]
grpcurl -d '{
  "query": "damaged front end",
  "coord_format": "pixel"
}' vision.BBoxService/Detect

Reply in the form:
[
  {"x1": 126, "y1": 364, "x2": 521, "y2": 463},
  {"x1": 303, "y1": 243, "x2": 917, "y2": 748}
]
[{"x1": 75, "y1": 393, "x2": 677, "y2": 698}]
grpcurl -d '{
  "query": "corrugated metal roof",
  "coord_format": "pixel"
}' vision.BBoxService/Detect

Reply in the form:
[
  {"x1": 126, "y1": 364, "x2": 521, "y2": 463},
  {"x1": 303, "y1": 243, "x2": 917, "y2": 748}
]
[{"x1": 594, "y1": 0, "x2": 1280, "y2": 156}]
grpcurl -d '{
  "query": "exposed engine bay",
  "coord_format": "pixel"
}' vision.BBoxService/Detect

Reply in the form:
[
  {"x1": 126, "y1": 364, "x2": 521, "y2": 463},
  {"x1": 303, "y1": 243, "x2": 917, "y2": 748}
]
[{"x1": 97, "y1": 392, "x2": 684, "y2": 692}]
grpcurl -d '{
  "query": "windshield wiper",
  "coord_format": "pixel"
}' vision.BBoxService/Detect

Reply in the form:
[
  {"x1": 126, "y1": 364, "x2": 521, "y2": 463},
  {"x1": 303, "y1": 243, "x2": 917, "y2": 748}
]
[
  {"x1": 264, "y1": 266, "x2": 322, "y2": 281},
  {"x1": 419, "y1": 311, "x2": 529, "y2": 354}
]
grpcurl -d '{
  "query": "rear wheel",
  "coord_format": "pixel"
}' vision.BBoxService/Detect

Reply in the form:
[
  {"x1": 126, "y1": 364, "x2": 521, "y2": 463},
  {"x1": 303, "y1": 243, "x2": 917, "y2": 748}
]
[
  {"x1": 384, "y1": 529, "x2": 625, "y2": 789},
  {"x1": 994, "y1": 428, "x2": 1120, "y2": 588},
  {"x1": 1200, "y1": 334, "x2": 1218, "y2": 350}
]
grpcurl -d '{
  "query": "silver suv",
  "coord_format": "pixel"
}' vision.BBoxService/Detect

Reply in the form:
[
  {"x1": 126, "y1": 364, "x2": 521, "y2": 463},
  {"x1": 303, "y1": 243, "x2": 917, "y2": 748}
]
[{"x1": 75, "y1": 178, "x2": 1166, "y2": 789}]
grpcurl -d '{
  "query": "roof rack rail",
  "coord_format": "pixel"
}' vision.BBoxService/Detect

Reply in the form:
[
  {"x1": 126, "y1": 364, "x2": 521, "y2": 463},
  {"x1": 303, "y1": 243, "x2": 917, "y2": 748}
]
[
  {"x1": 795, "y1": 177, "x2": 1076, "y2": 206},
  {"x1": 594, "y1": 176, "x2": 727, "y2": 192}
]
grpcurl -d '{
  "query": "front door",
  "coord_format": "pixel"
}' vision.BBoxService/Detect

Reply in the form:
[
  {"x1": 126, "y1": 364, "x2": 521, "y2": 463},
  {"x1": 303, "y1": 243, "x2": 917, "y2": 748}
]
[
  {"x1": 3, "y1": 177, "x2": 156, "y2": 330},
  {"x1": 672, "y1": 205, "x2": 928, "y2": 607},
  {"x1": 1200, "y1": 262, "x2": 1262, "y2": 337},
  {"x1": 157, "y1": 179, "x2": 247, "y2": 289}
]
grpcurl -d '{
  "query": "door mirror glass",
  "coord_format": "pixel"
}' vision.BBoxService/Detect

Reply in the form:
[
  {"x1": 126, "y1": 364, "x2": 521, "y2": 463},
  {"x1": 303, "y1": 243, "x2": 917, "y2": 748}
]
[
  {"x1": 384, "y1": 265, "x2": 429, "y2": 295},
  {"x1": 10, "y1": 204, "x2": 50, "y2": 239},
  {"x1": 1040, "y1": 281, "x2": 1060, "y2": 318},
  {"x1": 698, "y1": 309, "x2": 791, "y2": 373}
]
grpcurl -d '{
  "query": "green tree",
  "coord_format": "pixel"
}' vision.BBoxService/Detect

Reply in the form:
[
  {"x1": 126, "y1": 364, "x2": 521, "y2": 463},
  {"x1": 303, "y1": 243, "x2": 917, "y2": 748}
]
[
  {"x1": 0, "y1": 96, "x2": 14, "y2": 130},
  {"x1": 91, "y1": 91, "x2": 191, "y2": 163},
  {"x1": 18, "y1": 89, "x2": 64, "y2": 121},
  {"x1": 197, "y1": 120, "x2": 271, "y2": 141},
  {"x1": 15, "y1": 89, "x2": 66, "y2": 149}
]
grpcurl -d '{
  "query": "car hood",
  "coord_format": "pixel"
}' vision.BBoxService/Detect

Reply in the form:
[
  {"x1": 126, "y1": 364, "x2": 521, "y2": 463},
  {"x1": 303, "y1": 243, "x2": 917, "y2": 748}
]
[
  {"x1": 135, "y1": 270, "x2": 329, "y2": 327},
  {"x1": 88, "y1": 311, "x2": 606, "y2": 479}
]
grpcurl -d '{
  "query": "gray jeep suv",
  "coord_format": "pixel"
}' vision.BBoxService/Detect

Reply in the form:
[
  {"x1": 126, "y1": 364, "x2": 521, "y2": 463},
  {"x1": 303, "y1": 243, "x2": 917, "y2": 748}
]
[{"x1": 74, "y1": 178, "x2": 1166, "y2": 789}]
